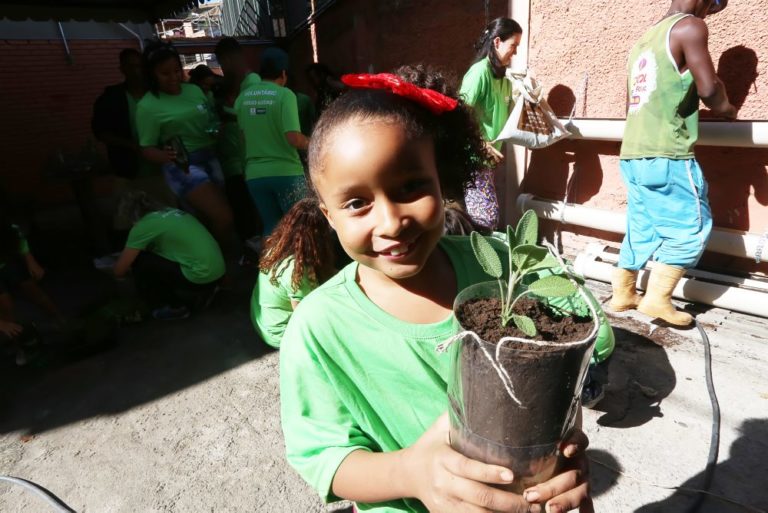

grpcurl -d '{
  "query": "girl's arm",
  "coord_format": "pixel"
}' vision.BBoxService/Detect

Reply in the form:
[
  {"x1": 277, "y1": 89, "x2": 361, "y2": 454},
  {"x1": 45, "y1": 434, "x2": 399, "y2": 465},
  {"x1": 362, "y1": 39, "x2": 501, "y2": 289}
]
[
  {"x1": 114, "y1": 248, "x2": 141, "y2": 278},
  {"x1": 333, "y1": 413, "x2": 592, "y2": 513}
]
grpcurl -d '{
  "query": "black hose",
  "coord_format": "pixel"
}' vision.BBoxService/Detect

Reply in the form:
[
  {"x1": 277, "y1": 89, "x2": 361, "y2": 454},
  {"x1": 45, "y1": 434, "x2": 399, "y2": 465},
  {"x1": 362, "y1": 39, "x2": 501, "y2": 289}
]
[{"x1": 685, "y1": 320, "x2": 721, "y2": 513}]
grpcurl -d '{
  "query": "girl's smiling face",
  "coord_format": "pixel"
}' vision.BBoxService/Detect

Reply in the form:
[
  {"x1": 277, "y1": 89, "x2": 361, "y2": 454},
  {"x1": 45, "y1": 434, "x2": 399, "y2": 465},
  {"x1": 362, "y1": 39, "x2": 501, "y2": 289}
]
[
  {"x1": 155, "y1": 57, "x2": 183, "y2": 95},
  {"x1": 313, "y1": 119, "x2": 445, "y2": 283}
]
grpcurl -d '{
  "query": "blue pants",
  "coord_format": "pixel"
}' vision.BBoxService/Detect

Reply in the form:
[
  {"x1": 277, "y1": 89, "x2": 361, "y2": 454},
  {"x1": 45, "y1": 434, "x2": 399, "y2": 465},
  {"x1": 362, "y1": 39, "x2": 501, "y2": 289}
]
[
  {"x1": 618, "y1": 158, "x2": 712, "y2": 270},
  {"x1": 246, "y1": 175, "x2": 308, "y2": 236}
]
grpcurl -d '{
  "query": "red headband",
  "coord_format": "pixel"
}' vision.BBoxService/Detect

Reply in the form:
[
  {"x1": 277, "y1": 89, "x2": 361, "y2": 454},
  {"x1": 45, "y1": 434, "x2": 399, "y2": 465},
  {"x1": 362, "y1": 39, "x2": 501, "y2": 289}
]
[{"x1": 340, "y1": 73, "x2": 458, "y2": 115}]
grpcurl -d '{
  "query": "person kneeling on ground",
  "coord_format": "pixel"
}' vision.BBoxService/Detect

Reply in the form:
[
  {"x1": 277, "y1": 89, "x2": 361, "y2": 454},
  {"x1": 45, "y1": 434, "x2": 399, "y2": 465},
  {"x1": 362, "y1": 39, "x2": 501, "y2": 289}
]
[
  {"x1": 114, "y1": 191, "x2": 225, "y2": 320},
  {"x1": 0, "y1": 214, "x2": 65, "y2": 365},
  {"x1": 251, "y1": 197, "x2": 336, "y2": 348}
]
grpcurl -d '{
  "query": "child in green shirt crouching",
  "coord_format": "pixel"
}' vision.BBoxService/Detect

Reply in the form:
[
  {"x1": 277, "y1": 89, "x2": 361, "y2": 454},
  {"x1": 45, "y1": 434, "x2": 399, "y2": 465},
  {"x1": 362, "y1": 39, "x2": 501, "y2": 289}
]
[{"x1": 251, "y1": 197, "x2": 335, "y2": 348}]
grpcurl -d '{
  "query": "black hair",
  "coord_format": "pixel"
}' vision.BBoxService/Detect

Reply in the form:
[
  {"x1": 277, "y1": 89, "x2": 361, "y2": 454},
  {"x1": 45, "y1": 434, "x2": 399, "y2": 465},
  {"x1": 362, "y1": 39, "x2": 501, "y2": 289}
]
[
  {"x1": 308, "y1": 64, "x2": 491, "y2": 203},
  {"x1": 117, "y1": 190, "x2": 168, "y2": 225},
  {"x1": 260, "y1": 47, "x2": 290, "y2": 80},
  {"x1": 260, "y1": 59, "x2": 284, "y2": 80},
  {"x1": 444, "y1": 202, "x2": 488, "y2": 236},
  {"x1": 119, "y1": 48, "x2": 141, "y2": 67},
  {"x1": 189, "y1": 64, "x2": 215, "y2": 83},
  {"x1": 474, "y1": 17, "x2": 523, "y2": 78},
  {"x1": 214, "y1": 37, "x2": 242, "y2": 61},
  {"x1": 142, "y1": 40, "x2": 182, "y2": 95}
]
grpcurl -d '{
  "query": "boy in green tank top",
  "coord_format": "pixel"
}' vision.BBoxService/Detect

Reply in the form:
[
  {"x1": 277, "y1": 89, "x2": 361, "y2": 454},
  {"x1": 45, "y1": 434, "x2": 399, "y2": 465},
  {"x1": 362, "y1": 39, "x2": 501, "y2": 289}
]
[{"x1": 610, "y1": 0, "x2": 736, "y2": 326}]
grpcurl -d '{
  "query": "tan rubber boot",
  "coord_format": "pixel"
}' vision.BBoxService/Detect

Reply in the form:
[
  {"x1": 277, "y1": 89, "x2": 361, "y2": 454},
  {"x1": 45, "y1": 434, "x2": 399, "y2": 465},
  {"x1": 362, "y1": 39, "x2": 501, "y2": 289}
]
[
  {"x1": 637, "y1": 263, "x2": 693, "y2": 326},
  {"x1": 609, "y1": 268, "x2": 642, "y2": 312}
]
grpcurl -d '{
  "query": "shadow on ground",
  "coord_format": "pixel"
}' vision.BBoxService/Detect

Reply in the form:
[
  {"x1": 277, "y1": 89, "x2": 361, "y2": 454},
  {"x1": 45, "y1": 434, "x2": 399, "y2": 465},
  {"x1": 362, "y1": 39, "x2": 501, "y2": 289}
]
[
  {"x1": 634, "y1": 418, "x2": 768, "y2": 513},
  {"x1": 0, "y1": 264, "x2": 271, "y2": 436},
  {"x1": 593, "y1": 325, "x2": 677, "y2": 428}
]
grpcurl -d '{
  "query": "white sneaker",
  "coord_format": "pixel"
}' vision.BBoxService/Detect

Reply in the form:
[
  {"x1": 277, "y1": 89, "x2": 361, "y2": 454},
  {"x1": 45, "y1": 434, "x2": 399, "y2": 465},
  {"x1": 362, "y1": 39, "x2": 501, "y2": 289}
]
[{"x1": 93, "y1": 254, "x2": 119, "y2": 270}]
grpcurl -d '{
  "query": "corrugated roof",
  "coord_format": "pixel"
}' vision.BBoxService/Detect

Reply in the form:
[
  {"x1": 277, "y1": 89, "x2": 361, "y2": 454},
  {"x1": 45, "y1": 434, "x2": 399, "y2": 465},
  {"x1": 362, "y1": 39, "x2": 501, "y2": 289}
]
[{"x1": 0, "y1": 0, "x2": 198, "y2": 23}]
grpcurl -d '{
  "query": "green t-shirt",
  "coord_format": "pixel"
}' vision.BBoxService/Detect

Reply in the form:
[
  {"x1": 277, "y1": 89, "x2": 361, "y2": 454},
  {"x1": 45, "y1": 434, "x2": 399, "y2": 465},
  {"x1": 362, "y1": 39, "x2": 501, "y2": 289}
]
[
  {"x1": 217, "y1": 119, "x2": 245, "y2": 178},
  {"x1": 0, "y1": 225, "x2": 29, "y2": 269},
  {"x1": 235, "y1": 80, "x2": 304, "y2": 181},
  {"x1": 620, "y1": 14, "x2": 699, "y2": 159},
  {"x1": 460, "y1": 57, "x2": 513, "y2": 150},
  {"x1": 280, "y1": 236, "x2": 509, "y2": 512},
  {"x1": 126, "y1": 92, "x2": 161, "y2": 178},
  {"x1": 295, "y1": 92, "x2": 316, "y2": 136},
  {"x1": 251, "y1": 256, "x2": 315, "y2": 349},
  {"x1": 136, "y1": 83, "x2": 216, "y2": 153},
  {"x1": 215, "y1": 74, "x2": 262, "y2": 178},
  {"x1": 126, "y1": 209, "x2": 225, "y2": 284}
]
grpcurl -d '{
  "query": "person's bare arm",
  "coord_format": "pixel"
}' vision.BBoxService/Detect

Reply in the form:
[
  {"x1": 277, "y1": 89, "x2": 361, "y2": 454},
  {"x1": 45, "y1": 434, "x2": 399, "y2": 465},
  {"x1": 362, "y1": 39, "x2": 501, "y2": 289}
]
[
  {"x1": 114, "y1": 248, "x2": 141, "y2": 278},
  {"x1": 674, "y1": 17, "x2": 737, "y2": 119},
  {"x1": 285, "y1": 131, "x2": 309, "y2": 151},
  {"x1": 331, "y1": 413, "x2": 592, "y2": 512},
  {"x1": 141, "y1": 146, "x2": 177, "y2": 165}
]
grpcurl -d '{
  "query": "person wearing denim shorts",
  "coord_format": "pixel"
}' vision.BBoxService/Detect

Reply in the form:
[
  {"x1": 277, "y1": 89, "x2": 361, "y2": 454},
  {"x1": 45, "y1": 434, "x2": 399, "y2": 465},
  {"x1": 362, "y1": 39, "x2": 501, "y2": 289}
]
[{"x1": 136, "y1": 41, "x2": 234, "y2": 255}]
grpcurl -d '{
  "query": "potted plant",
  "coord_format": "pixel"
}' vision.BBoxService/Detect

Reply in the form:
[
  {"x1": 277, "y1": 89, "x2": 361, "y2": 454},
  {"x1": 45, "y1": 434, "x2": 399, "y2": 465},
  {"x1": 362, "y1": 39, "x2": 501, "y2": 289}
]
[{"x1": 444, "y1": 210, "x2": 599, "y2": 493}]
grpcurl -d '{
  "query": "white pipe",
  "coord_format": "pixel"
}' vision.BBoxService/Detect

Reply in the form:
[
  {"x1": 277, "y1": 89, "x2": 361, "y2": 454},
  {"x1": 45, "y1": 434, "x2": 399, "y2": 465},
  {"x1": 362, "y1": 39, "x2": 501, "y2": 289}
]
[
  {"x1": 518, "y1": 194, "x2": 768, "y2": 263},
  {"x1": 118, "y1": 23, "x2": 144, "y2": 51},
  {"x1": 574, "y1": 251, "x2": 768, "y2": 319},
  {"x1": 561, "y1": 118, "x2": 768, "y2": 148},
  {"x1": 591, "y1": 243, "x2": 768, "y2": 292}
]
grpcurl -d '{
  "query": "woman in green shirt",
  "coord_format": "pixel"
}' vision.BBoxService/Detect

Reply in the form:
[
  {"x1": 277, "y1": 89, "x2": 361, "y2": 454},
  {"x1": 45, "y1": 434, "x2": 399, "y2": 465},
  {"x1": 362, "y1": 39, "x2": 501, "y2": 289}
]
[
  {"x1": 460, "y1": 18, "x2": 522, "y2": 230},
  {"x1": 114, "y1": 191, "x2": 225, "y2": 321},
  {"x1": 137, "y1": 41, "x2": 234, "y2": 254}
]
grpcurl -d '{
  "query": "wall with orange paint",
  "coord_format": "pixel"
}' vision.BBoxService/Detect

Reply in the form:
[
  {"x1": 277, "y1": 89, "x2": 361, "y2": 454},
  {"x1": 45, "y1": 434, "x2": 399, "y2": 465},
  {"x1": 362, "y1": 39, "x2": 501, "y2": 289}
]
[{"x1": 521, "y1": 1, "x2": 768, "y2": 274}]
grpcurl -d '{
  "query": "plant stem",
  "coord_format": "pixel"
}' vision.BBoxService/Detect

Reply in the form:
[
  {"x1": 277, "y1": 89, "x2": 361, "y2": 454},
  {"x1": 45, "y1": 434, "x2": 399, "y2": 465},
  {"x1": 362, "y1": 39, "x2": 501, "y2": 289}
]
[{"x1": 509, "y1": 289, "x2": 533, "y2": 314}]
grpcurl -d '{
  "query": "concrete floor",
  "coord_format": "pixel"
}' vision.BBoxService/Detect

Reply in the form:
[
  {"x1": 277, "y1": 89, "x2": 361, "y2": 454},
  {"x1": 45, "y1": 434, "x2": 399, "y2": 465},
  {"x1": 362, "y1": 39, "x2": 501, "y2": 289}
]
[{"x1": 1, "y1": 271, "x2": 767, "y2": 512}]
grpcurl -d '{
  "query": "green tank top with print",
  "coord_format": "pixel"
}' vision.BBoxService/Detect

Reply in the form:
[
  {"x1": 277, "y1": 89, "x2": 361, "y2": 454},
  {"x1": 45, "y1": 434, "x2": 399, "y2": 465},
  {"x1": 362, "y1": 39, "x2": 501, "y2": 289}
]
[{"x1": 620, "y1": 14, "x2": 699, "y2": 160}]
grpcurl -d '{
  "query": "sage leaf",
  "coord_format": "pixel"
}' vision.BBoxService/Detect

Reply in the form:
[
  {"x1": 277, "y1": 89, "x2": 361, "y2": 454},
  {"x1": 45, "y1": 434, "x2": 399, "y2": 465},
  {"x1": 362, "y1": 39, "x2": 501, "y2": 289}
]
[
  {"x1": 471, "y1": 232, "x2": 502, "y2": 278},
  {"x1": 527, "y1": 275, "x2": 577, "y2": 298},
  {"x1": 516, "y1": 210, "x2": 538, "y2": 246},
  {"x1": 512, "y1": 314, "x2": 537, "y2": 337},
  {"x1": 511, "y1": 245, "x2": 548, "y2": 271},
  {"x1": 528, "y1": 254, "x2": 560, "y2": 272}
]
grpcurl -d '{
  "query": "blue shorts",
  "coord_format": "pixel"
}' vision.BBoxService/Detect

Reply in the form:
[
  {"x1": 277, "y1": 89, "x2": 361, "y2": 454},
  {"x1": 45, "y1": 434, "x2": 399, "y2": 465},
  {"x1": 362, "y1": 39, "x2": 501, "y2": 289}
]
[
  {"x1": 618, "y1": 158, "x2": 713, "y2": 270},
  {"x1": 162, "y1": 149, "x2": 225, "y2": 198}
]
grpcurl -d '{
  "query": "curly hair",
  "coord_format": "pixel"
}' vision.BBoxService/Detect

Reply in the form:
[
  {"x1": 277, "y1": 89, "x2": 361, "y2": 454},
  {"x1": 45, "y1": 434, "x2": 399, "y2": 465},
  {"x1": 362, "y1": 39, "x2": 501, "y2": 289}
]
[
  {"x1": 258, "y1": 197, "x2": 336, "y2": 293},
  {"x1": 307, "y1": 64, "x2": 492, "y2": 203}
]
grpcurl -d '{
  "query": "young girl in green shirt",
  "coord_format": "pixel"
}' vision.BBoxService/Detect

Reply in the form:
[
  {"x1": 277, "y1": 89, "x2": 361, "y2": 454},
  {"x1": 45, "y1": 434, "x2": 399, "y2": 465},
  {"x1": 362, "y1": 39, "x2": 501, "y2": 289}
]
[
  {"x1": 280, "y1": 65, "x2": 591, "y2": 513},
  {"x1": 251, "y1": 197, "x2": 335, "y2": 348}
]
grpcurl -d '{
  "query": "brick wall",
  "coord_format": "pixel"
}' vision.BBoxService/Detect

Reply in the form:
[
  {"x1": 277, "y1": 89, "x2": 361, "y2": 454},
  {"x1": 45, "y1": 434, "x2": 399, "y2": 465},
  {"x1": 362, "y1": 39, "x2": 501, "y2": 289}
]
[
  {"x1": 287, "y1": 0, "x2": 509, "y2": 102},
  {"x1": 0, "y1": 39, "x2": 137, "y2": 205}
]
